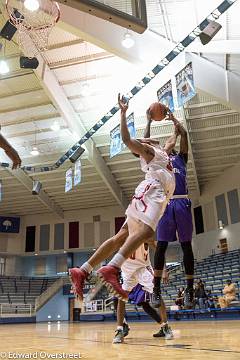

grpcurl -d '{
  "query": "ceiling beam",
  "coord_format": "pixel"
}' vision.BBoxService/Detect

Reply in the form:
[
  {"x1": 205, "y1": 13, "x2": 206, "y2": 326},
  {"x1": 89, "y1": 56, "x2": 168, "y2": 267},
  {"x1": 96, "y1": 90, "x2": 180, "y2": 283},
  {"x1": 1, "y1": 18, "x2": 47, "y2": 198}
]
[
  {"x1": 34, "y1": 53, "x2": 128, "y2": 209},
  {"x1": 7, "y1": 168, "x2": 64, "y2": 218}
]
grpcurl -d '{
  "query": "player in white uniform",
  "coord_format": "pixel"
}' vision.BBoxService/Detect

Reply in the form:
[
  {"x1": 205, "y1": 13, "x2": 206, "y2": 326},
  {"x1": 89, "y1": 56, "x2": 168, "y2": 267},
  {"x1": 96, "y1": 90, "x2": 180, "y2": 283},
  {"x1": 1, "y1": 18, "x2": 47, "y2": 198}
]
[
  {"x1": 69, "y1": 94, "x2": 178, "y2": 301},
  {"x1": 113, "y1": 241, "x2": 173, "y2": 343}
]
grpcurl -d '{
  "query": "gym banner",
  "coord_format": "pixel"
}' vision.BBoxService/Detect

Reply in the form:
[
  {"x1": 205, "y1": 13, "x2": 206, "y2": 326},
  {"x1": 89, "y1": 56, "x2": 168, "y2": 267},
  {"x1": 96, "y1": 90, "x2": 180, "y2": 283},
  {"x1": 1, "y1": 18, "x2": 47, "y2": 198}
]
[
  {"x1": 0, "y1": 216, "x2": 20, "y2": 233},
  {"x1": 74, "y1": 160, "x2": 81, "y2": 186},
  {"x1": 175, "y1": 62, "x2": 196, "y2": 107},
  {"x1": 110, "y1": 112, "x2": 136, "y2": 158},
  {"x1": 157, "y1": 80, "x2": 174, "y2": 113},
  {"x1": 65, "y1": 168, "x2": 73, "y2": 193}
]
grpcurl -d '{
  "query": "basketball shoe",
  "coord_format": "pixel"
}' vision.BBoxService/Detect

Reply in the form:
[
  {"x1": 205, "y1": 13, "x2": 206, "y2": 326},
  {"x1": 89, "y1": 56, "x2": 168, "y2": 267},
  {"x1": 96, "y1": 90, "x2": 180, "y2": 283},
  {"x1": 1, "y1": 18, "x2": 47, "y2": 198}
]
[
  {"x1": 123, "y1": 322, "x2": 130, "y2": 337},
  {"x1": 97, "y1": 265, "x2": 128, "y2": 301},
  {"x1": 152, "y1": 287, "x2": 162, "y2": 308},
  {"x1": 113, "y1": 329, "x2": 124, "y2": 344},
  {"x1": 153, "y1": 324, "x2": 173, "y2": 340},
  {"x1": 69, "y1": 268, "x2": 88, "y2": 301}
]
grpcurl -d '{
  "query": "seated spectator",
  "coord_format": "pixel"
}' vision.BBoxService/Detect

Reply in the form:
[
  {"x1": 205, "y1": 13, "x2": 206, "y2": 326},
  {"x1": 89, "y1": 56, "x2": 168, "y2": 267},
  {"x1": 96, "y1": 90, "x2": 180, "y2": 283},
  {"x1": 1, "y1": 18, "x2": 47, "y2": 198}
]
[
  {"x1": 175, "y1": 287, "x2": 184, "y2": 309},
  {"x1": 218, "y1": 280, "x2": 236, "y2": 309},
  {"x1": 195, "y1": 282, "x2": 207, "y2": 309},
  {"x1": 206, "y1": 290, "x2": 216, "y2": 309}
]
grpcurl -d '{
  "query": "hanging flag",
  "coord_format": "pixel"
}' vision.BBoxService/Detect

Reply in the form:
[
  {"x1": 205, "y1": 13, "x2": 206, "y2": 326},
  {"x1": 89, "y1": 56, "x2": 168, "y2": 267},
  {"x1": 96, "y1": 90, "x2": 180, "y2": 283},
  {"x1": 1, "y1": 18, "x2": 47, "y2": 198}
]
[
  {"x1": 74, "y1": 160, "x2": 81, "y2": 186},
  {"x1": 175, "y1": 62, "x2": 196, "y2": 107},
  {"x1": 65, "y1": 168, "x2": 73, "y2": 193},
  {"x1": 157, "y1": 80, "x2": 175, "y2": 113},
  {"x1": 110, "y1": 113, "x2": 136, "y2": 158},
  {"x1": 0, "y1": 216, "x2": 20, "y2": 233}
]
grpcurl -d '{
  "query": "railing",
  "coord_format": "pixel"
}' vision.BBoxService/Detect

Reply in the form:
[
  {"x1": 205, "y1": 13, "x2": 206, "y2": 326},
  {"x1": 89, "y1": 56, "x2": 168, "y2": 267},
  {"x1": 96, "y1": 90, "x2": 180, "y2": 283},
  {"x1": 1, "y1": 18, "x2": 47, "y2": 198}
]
[
  {"x1": 0, "y1": 303, "x2": 34, "y2": 317},
  {"x1": 35, "y1": 277, "x2": 69, "y2": 312},
  {"x1": 83, "y1": 299, "x2": 104, "y2": 313}
]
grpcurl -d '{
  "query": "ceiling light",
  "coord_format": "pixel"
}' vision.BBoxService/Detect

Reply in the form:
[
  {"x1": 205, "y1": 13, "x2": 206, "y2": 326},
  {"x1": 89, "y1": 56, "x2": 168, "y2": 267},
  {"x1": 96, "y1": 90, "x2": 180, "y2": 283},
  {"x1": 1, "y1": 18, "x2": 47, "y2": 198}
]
[
  {"x1": 121, "y1": 32, "x2": 135, "y2": 49},
  {"x1": 24, "y1": 0, "x2": 40, "y2": 11},
  {"x1": 218, "y1": 220, "x2": 224, "y2": 230},
  {"x1": 81, "y1": 82, "x2": 91, "y2": 97},
  {"x1": 51, "y1": 121, "x2": 60, "y2": 131},
  {"x1": 0, "y1": 60, "x2": 9, "y2": 74},
  {"x1": 30, "y1": 146, "x2": 39, "y2": 156}
]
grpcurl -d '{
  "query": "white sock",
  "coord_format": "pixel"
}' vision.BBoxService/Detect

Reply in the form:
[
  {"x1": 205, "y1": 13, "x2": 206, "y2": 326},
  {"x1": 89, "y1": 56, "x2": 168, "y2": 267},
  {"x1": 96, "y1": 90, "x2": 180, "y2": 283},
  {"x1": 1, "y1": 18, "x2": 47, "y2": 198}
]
[
  {"x1": 161, "y1": 322, "x2": 168, "y2": 328},
  {"x1": 117, "y1": 326, "x2": 123, "y2": 331},
  {"x1": 80, "y1": 262, "x2": 93, "y2": 274},
  {"x1": 123, "y1": 318, "x2": 128, "y2": 325},
  {"x1": 109, "y1": 253, "x2": 126, "y2": 268}
]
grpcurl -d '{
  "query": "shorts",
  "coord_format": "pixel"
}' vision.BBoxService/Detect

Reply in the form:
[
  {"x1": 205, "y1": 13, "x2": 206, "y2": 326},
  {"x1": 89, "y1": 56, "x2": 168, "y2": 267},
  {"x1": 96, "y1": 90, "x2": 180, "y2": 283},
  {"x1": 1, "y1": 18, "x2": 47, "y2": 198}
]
[
  {"x1": 125, "y1": 179, "x2": 172, "y2": 231},
  {"x1": 157, "y1": 198, "x2": 193, "y2": 242},
  {"x1": 121, "y1": 259, "x2": 154, "y2": 293}
]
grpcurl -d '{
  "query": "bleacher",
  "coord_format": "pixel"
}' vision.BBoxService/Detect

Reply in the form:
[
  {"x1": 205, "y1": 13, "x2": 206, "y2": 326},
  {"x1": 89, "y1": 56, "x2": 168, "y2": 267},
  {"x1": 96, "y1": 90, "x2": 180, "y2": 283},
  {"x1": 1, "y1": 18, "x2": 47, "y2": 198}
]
[
  {"x1": 0, "y1": 276, "x2": 58, "y2": 315},
  {"x1": 162, "y1": 249, "x2": 240, "y2": 308}
]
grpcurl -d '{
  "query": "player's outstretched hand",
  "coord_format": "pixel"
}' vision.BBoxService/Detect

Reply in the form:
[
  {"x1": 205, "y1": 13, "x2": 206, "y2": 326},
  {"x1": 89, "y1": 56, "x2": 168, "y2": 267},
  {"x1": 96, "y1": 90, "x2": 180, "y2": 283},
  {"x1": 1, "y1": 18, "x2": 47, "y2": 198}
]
[
  {"x1": 162, "y1": 269, "x2": 169, "y2": 285},
  {"x1": 118, "y1": 93, "x2": 129, "y2": 114},
  {"x1": 5, "y1": 147, "x2": 22, "y2": 169}
]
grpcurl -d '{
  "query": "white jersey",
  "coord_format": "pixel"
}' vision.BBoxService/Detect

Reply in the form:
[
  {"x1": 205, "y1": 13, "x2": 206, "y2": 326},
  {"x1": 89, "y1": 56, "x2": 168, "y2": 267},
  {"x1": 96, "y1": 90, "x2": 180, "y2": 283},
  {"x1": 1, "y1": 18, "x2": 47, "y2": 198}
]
[{"x1": 140, "y1": 145, "x2": 175, "y2": 195}]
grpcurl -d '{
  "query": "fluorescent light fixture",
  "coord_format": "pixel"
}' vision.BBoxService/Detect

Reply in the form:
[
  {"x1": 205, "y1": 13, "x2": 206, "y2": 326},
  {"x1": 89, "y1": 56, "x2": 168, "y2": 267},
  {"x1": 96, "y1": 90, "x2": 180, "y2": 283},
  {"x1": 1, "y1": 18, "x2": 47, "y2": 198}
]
[
  {"x1": 121, "y1": 32, "x2": 135, "y2": 49},
  {"x1": 0, "y1": 60, "x2": 9, "y2": 74},
  {"x1": 81, "y1": 82, "x2": 91, "y2": 97},
  {"x1": 30, "y1": 146, "x2": 39, "y2": 156},
  {"x1": 51, "y1": 121, "x2": 60, "y2": 131},
  {"x1": 218, "y1": 220, "x2": 224, "y2": 230},
  {"x1": 24, "y1": 0, "x2": 39, "y2": 11}
]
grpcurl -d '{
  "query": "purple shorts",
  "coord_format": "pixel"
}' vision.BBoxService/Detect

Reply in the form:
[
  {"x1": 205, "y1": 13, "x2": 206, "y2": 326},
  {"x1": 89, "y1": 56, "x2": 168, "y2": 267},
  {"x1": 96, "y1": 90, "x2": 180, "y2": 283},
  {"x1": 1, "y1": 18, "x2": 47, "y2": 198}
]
[
  {"x1": 157, "y1": 198, "x2": 193, "y2": 243},
  {"x1": 128, "y1": 283, "x2": 151, "y2": 305}
]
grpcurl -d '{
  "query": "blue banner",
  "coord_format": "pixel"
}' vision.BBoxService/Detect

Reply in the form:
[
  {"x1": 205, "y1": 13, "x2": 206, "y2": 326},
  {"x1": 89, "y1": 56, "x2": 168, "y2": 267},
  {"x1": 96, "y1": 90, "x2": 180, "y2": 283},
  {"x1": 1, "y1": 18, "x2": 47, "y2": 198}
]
[
  {"x1": 74, "y1": 160, "x2": 81, "y2": 186},
  {"x1": 65, "y1": 168, "x2": 73, "y2": 193},
  {"x1": 157, "y1": 80, "x2": 174, "y2": 113},
  {"x1": 110, "y1": 113, "x2": 136, "y2": 158},
  {"x1": 0, "y1": 216, "x2": 20, "y2": 233},
  {"x1": 176, "y1": 62, "x2": 196, "y2": 107}
]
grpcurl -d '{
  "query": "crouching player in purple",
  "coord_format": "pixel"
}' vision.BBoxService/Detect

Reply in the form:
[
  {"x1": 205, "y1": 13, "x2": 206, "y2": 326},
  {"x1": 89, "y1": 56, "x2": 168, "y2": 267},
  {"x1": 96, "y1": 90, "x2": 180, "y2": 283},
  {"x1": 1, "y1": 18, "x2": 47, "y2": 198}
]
[
  {"x1": 144, "y1": 116, "x2": 194, "y2": 308},
  {"x1": 113, "y1": 242, "x2": 173, "y2": 344}
]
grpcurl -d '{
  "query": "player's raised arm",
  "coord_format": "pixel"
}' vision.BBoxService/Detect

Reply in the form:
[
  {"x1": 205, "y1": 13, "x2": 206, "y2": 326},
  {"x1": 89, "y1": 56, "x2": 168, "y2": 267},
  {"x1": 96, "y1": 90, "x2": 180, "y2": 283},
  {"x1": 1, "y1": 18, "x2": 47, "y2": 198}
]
[
  {"x1": 163, "y1": 113, "x2": 181, "y2": 155},
  {"x1": 118, "y1": 94, "x2": 154, "y2": 163},
  {"x1": 0, "y1": 133, "x2": 22, "y2": 169},
  {"x1": 144, "y1": 109, "x2": 152, "y2": 138},
  {"x1": 178, "y1": 124, "x2": 189, "y2": 162}
]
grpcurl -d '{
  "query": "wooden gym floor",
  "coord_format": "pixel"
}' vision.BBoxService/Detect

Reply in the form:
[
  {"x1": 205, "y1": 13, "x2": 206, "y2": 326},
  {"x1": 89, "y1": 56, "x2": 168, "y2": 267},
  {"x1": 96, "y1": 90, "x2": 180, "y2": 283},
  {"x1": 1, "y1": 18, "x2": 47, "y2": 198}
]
[{"x1": 0, "y1": 321, "x2": 240, "y2": 360}]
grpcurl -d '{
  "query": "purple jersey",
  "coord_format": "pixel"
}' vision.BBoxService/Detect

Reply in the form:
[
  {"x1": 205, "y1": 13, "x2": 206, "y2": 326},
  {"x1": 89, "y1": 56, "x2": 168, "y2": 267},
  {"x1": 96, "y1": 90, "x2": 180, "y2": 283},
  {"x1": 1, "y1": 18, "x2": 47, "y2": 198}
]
[{"x1": 170, "y1": 153, "x2": 188, "y2": 195}]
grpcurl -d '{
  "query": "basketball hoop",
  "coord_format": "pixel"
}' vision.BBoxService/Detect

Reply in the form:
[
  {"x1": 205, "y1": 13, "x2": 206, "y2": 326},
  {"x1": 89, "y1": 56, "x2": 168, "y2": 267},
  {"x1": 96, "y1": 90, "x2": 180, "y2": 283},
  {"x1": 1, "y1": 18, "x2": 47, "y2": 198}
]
[{"x1": 6, "y1": 0, "x2": 60, "y2": 57}]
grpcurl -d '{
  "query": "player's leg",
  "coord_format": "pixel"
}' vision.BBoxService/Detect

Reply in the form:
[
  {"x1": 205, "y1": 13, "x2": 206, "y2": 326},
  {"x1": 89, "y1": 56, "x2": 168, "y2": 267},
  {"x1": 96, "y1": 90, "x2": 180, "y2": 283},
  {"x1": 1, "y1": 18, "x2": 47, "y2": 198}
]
[
  {"x1": 113, "y1": 300, "x2": 127, "y2": 344},
  {"x1": 180, "y1": 241, "x2": 194, "y2": 308},
  {"x1": 97, "y1": 218, "x2": 154, "y2": 300},
  {"x1": 153, "y1": 202, "x2": 176, "y2": 306},
  {"x1": 69, "y1": 226, "x2": 128, "y2": 300},
  {"x1": 153, "y1": 300, "x2": 173, "y2": 339},
  {"x1": 175, "y1": 199, "x2": 194, "y2": 308}
]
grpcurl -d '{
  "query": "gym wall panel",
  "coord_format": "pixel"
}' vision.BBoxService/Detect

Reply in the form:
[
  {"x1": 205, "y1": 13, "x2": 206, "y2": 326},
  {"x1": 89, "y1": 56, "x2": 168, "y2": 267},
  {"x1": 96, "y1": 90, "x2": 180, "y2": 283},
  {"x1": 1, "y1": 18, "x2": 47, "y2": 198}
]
[
  {"x1": 84, "y1": 223, "x2": 94, "y2": 248},
  {"x1": 25, "y1": 226, "x2": 36, "y2": 252},
  {"x1": 194, "y1": 206, "x2": 204, "y2": 235},
  {"x1": 203, "y1": 202, "x2": 216, "y2": 232},
  {"x1": 99, "y1": 221, "x2": 110, "y2": 244},
  {"x1": 56, "y1": 255, "x2": 67, "y2": 273},
  {"x1": 215, "y1": 194, "x2": 228, "y2": 226},
  {"x1": 35, "y1": 257, "x2": 46, "y2": 276},
  {"x1": 69, "y1": 222, "x2": 79, "y2": 249},
  {"x1": 40, "y1": 224, "x2": 50, "y2": 251},
  {"x1": 54, "y1": 223, "x2": 64, "y2": 250},
  {"x1": 0, "y1": 235, "x2": 7, "y2": 252},
  {"x1": 227, "y1": 189, "x2": 240, "y2": 224}
]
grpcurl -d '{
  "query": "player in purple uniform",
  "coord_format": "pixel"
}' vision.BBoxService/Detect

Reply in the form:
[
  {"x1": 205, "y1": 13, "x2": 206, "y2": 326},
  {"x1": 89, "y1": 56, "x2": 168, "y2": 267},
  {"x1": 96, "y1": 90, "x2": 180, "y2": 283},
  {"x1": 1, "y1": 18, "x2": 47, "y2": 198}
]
[{"x1": 144, "y1": 114, "x2": 194, "y2": 309}]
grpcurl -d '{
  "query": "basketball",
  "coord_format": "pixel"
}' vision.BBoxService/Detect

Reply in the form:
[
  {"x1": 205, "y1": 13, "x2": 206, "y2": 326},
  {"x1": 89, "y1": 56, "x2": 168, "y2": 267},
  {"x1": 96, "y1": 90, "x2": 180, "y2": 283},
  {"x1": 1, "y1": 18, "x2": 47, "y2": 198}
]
[{"x1": 149, "y1": 102, "x2": 168, "y2": 121}]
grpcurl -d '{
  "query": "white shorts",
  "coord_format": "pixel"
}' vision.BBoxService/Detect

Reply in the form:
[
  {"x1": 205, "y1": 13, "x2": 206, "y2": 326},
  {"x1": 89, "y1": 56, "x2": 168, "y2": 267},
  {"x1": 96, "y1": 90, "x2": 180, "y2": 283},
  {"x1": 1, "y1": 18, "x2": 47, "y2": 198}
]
[
  {"x1": 125, "y1": 179, "x2": 170, "y2": 231},
  {"x1": 121, "y1": 260, "x2": 154, "y2": 293}
]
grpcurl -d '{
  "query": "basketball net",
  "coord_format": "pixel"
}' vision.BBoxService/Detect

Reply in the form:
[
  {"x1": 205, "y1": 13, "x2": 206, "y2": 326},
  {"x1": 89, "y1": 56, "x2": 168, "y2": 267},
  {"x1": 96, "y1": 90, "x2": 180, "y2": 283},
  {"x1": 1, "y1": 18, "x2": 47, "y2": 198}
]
[{"x1": 6, "y1": 0, "x2": 60, "y2": 57}]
